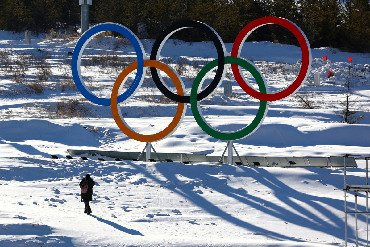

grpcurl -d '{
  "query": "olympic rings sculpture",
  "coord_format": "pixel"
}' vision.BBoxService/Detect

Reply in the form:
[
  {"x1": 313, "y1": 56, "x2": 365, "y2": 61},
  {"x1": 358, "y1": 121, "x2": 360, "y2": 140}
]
[{"x1": 72, "y1": 16, "x2": 312, "y2": 142}]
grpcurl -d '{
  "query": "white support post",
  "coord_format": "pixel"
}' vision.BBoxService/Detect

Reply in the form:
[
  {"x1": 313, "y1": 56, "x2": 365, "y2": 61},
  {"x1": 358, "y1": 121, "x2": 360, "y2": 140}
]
[
  {"x1": 146, "y1": 142, "x2": 151, "y2": 162},
  {"x1": 25, "y1": 31, "x2": 31, "y2": 45},
  {"x1": 227, "y1": 141, "x2": 233, "y2": 165},
  {"x1": 224, "y1": 82, "x2": 232, "y2": 97},
  {"x1": 343, "y1": 156, "x2": 370, "y2": 246},
  {"x1": 314, "y1": 72, "x2": 320, "y2": 86}
]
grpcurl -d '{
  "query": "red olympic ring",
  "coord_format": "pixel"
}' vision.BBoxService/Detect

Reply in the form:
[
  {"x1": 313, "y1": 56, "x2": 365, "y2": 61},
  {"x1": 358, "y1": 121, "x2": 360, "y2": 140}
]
[{"x1": 231, "y1": 16, "x2": 311, "y2": 101}]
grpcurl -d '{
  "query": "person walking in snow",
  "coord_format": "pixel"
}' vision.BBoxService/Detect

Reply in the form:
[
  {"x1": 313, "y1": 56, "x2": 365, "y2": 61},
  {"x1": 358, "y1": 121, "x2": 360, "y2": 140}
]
[{"x1": 80, "y1": 174, "x2": 95, "y2": 215}]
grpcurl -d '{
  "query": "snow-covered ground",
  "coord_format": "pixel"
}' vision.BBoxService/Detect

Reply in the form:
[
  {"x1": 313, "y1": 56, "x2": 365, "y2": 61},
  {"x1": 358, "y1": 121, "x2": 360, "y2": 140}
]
[{"x1": 0, "y1": 30, "x2": 369, "y2": 246}]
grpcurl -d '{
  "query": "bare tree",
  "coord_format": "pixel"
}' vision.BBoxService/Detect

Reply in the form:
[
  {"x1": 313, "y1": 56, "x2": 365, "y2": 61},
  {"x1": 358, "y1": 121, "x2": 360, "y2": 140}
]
[{"x1": 339, "y1": 65, "x2": 364, "y2": 124}]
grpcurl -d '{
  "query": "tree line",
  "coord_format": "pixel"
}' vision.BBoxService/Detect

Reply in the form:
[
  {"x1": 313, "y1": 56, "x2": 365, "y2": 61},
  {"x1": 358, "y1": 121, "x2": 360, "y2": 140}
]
[{"x1": 0, "y1": 0, "x2": 368, "y2": 52}]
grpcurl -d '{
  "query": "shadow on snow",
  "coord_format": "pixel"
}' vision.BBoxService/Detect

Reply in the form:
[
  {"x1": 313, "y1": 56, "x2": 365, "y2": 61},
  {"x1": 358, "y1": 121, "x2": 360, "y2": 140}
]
[
  {"x1": 131, "y1": 162, "x2": 366, "y2": 243},
  {"x1": 90, "y1": 215, "x2": 143, "y2": 236}
]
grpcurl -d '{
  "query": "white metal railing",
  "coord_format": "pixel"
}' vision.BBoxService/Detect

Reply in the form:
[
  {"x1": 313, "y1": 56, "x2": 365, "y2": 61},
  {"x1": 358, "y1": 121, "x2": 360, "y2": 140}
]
[{"x1": 344, "y1": 155, "x2": 369, "y2": 247}]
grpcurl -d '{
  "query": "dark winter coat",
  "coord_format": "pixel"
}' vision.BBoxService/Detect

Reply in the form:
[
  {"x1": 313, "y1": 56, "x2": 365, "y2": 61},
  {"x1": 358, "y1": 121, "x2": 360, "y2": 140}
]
[{"x1": 80, "y1": 177, "x2": 95, "y2": 202}]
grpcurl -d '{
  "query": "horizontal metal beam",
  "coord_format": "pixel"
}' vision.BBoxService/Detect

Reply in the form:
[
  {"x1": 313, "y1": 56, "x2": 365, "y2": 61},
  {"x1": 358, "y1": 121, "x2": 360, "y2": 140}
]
[
  {"x1": 67, "y1": 149, "x2": 357, "y2": 167},
  {"x1": 345, "y1": 212, "x2": 370, "y2": 215},
  {"x1": 346, "y1": 185, "x2": 370, "y2": 192}
]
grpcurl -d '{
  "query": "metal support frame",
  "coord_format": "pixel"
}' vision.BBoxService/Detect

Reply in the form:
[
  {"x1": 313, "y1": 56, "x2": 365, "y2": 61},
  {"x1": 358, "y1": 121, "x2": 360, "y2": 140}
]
[
  {"x1": 68, "y1": 149, "x2": 357, "y2": 167},
  {"x1": 137, "y1": 142, "x2": 162, "y2": 162},
  {"x1": 146, "y1": 142, "x2": 151, "y2": 161},
  {"x1": 219, "y1": 141, "x2": 244, "y2": 165},
  {"x1": 344, "y1": 155, "x2": 370, "y2": 247},
  {"x1": 228, "y1": 141, "x2": 233, "y2": 165}
]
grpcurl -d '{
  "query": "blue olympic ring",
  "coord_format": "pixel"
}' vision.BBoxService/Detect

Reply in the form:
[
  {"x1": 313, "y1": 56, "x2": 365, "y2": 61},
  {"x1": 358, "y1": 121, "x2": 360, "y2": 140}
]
[{"x1": 72, "y1": 23, "x2": 145, "y2": 106}]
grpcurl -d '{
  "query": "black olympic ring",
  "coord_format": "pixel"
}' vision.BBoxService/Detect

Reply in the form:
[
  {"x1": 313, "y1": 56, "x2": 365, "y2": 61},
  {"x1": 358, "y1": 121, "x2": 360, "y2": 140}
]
[{"x1": 150, "y1": 20, "x2": 226, "y2": 103}]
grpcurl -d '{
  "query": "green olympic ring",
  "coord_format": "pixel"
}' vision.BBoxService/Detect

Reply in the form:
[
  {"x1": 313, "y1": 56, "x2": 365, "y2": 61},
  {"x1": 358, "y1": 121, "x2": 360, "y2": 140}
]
[{"x1": 190, "y1": 56, "x2": 268, "y2": 141}]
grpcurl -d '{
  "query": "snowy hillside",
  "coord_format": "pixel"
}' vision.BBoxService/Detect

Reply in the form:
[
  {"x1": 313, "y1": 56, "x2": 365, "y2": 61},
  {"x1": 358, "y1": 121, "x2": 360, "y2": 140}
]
[{"x1": 0, "y1": 30, "x2": 369, "y2": 246}]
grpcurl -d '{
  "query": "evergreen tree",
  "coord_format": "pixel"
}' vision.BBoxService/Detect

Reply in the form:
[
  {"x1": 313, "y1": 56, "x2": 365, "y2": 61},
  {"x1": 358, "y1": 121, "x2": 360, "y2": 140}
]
[
  {"x1": 187, "y1": 0, "x2": 240, "y2": 42},
  {"x1": 0, "y1": 0, "x2": 367, "y2": 52},
  {"x1": 269, "y1": 0, "x2": 300, "y2": 21},
  {"x1": 232, "y1": 0, "x2": 268, "y2": 42},
  {"x1": 298, "y1": 0, "x2": 343, "y2": 48},
  {"x1": 30, "y1": 0, "x2": 79, "y2": 31},
  {"x1": 0, "y1": 0, "x2": 32, "y2": 31},
  {"x1": 91, "y1": 0, "x2": 123, "y2": 24},
  {"x1": 342, "y1": 0, "x2": 370, "y2": 52},
  {"x1": 253, "y1": 0, "x2": 301, "y2": 45}
]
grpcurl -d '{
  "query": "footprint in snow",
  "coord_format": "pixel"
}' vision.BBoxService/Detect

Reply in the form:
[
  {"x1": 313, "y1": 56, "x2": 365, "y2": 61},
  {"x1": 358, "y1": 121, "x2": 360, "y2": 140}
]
[
  {"x1": 172, "y1": 209, "x2": 182, "y2": 215},
  {"x1": 14, "y1": 215, "x2": 27, "y2": 220},
  {"x1": 155, "y1": 213, "x2": 170, "y2": 217},
  {"x1": 146, "y1": 214, "x2": 154, "y2": 218},
  {"x1": 122, "y1": 206, "x2": 132, "y2": 212},
  {"x1": 187, "y1": 219, "x2": 200, "y2": 225},
  {"x1": 50, "y1": 198, "x2": 66, "y2": 204},
  {"x1": 146, "y1": 213, "x2": 170, "y2": 218}
]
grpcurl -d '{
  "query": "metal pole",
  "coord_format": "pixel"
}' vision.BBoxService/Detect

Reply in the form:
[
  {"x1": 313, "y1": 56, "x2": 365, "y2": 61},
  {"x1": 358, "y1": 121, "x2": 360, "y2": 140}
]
[
  {"x1": 218, "y1": 143, "x2": 228, "y2": 164},
  {"x1": 347, "y1": 212, "x2": 370, "y2": 215},
  {"x1": 355, "y1": 192, "x2": 358, "y2": 246},
  {"x1": 367, "y1": 190, "x2": 369, "y2": 247},
  {"x1": 146, "y1": 142, "x2": 151, "y2": 162},
  {"x1": 81, "y1": 4, "x2": 89, "y2": 33},
  {"x1": 344, "y1": 155, "x2": 348, "y2": 188},
  {"x1": 366, "y1": 158, "x2": 369, "y2": 185},
  {"x1": 233, "y1": 144, "x2": 244, "y2": 166},
  {"x1": 227, "y1": 141, "x2": 233, "y2": 165},
  {"x1": 344, "y1": 156, "x2": 348, "y2": 247},
  {"x1": 151, "y1": 144, "x2": 161, "y2": 162},
  {"x1": 80, "y1": 0, "x2": 91, "y2": 33},
  {"x1": 137, "y1": 143, "x2": 148, "y2": 161},
  {"x1": 367, "y1": 158, "x2": 369, "y2": 246}
]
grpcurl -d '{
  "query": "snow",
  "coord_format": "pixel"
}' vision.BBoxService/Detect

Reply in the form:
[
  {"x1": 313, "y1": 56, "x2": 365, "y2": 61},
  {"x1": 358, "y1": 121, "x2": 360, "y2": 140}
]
[{"x1": 0, "y1": 30, "x2": 369, "y2": 246}]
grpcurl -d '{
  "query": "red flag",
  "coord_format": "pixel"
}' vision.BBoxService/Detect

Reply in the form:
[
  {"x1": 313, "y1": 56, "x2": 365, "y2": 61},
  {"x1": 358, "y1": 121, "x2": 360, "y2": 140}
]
[
  {"x1": 323, "y1": 56, "x2": 327, "y2": 61},
  {"x1": 328, "y1": 69, "x2": 334, "y2": 78},
  {"x1": 349, "y1": 57, "x2": 353, "y2": 62}
]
